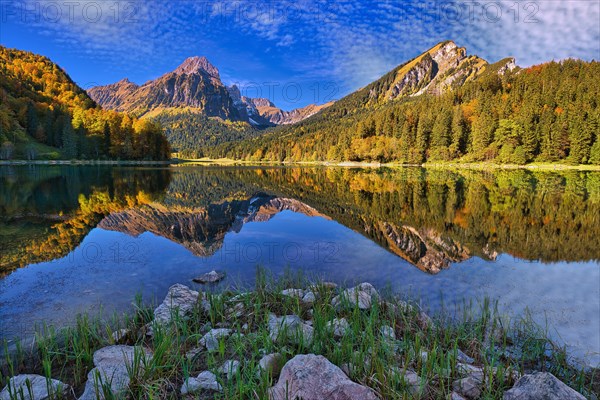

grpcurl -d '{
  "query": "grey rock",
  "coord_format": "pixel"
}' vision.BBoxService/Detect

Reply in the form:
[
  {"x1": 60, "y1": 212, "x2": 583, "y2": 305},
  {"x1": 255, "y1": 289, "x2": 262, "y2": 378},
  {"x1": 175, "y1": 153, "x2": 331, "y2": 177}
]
[
  {"x1": 199, "y1": 328, "x2": 232, "y2": 352},
  {"x1": 455, "y1": 363, "x2": 520, "y2": 381},
  {"x1": 302, "y1": 291, "x2": 316, "y2": 305},
  {"x1": 326, "y1": 318, "x2": 350, "y2": 338},
  {"x1": 185, "y1": 347, "x2": 202, "y2": 362},
  {"x1": 218, "y1": 360, "x2": 240, "y2": 379},
  {"x1": 402, "y1": 370, "x2": 423, "y2": 395},
  {"x1": 449, "y1": 392, "x2": 468, "y2": 400},
  {"x1": 380, "y1": 325, "x2": 396, "y2": 340},
  {"x1": 268, "y1": 354, "x2": 379, "y2": 400},
  {"x1": 226, "y1": 302, "x2": 245, "y2": 319},
  {"x1": 503, "y1": 372, "x2": 585, "y2": 400},
  {"x1": 181, "y1": 371, "x2": 222, "y2": 394},
  {"x1": 417, "y1": 310, "x2": 434, "y2": 329},
  {"x1": 340, "y1": 363, "x2": 356, "y2": 376},
  {"x1": 258, "y1": 353, "x2": 285, "y2": 377},
  {"x1": 332, "y1": 282, "x2": 380, "y2": 310},
  {"x1": 193, "y1": 270, "x2": 225, "y2": 284},
  {"x1": 229, "y1": 292, "x2": 251, "y2": 303},
  {"x1": 110, "y1": 328, "x2": 129, "y2": 344},
  {"x1": 310, "y1": 281, "x2": 338, "y2": 291},
  {"x1": 79, "y1": 345, "x2": 152, "y2": 400},
  {"x1": 268, "y1": 314, "x2": 313, "y2": 345},
  {"x1": 456, "y1": 349, "x2": 475, "y2": 364},
  {"x1": 456, "y1": 363, "x2": 484, "y2": 377},
  {"x1": 453, "y1": 374, "x2": 483, "y2": 400},
  {"x1": 0, "y1": 374, "x2": 70, "y2": 400},
  {"x1": 153, "y1": 284, "x2": 203, "y2": 327},
  {"x1": 281, "y1": 288, "x2": 305, "y2": 299}
]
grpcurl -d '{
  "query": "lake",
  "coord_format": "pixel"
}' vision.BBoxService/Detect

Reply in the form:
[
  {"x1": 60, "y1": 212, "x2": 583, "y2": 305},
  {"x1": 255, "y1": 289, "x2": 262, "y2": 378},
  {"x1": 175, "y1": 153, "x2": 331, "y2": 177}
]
[{"x1": 0, "y1": 165, "x2": 599, "y2": 367}]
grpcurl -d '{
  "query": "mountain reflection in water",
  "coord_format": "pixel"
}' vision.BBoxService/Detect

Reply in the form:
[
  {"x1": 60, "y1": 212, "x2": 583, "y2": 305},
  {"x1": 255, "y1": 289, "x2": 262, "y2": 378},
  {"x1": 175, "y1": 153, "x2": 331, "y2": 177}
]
[{"x1": 0, "y1": 165, "x2": 599, "y2": 365}]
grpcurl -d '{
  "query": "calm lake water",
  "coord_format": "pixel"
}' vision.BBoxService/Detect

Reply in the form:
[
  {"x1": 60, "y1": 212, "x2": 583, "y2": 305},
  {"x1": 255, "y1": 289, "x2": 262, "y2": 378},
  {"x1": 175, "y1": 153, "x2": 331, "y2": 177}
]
[{"x1": 1, "y1": 165, "x2": 599, "y2": 366}]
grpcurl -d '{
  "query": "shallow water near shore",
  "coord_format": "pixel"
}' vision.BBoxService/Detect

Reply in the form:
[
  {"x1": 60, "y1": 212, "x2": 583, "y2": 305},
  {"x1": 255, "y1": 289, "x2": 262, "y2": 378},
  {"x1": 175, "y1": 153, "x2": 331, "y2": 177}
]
[{"x1": 1, "y1": 165, "x2": 599, "y2": 366}]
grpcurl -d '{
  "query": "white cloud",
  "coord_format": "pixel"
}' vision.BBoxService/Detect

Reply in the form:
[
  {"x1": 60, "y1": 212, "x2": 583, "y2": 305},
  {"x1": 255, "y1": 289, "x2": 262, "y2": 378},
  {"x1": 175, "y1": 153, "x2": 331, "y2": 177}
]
[
  {"x1": 5, "y1": 0, "x2": 599, "y2": 91},
  {"x1": 447, "y1": 0, "x2": 600, "y2": 66}
]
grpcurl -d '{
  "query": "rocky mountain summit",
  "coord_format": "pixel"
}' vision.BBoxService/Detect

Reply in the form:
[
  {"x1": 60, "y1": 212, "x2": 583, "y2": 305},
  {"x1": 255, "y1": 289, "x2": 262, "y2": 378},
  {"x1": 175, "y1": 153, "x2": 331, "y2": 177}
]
[
  {"x1": 173, "y1": 56, "x2": 220, "y2": 79},
  {"x1": 371, "y1": 40, "x2": 516, "y2": 103},
  {"x1": 88, "y1": 58, "x2": 333, "y2": 128},
  {"x1": 88, "y1": 57, "x2": 241, "y2": 120}
]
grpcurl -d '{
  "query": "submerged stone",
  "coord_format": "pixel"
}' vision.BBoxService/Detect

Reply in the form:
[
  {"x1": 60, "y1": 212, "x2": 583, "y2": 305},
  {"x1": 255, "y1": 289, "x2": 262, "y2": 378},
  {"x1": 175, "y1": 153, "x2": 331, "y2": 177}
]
[{"x1": 193, "y1": 270, "x2": 225, "y2": 284}]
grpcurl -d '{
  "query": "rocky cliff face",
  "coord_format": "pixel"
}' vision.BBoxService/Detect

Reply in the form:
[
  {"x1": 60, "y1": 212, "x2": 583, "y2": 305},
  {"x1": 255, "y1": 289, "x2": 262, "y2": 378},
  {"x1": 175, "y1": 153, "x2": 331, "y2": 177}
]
[
  {"x1": 226, "y1": 85, "x2": 333, "y2": 126},
  {"x1": 86, "y1": 78, "x2": 139, "y2": 110},
  {"x1": 497, "y1": 57, "x2": 518, "y2": 75},
  {"x1": 88, "y1": 57, "x2": 241, "y2": 120},
  {"x1": 373, "y1": 41, "x2": 492, "y2": 103},
  {"x1": 257, "y1": 102, "x2": 335, "y2": 125},
  {"x1": 89, "y1": 59, "x2": 332, "y2": 126},
  {"x1": 226, "y1": 85, "x2": 275, "y2": 127}
]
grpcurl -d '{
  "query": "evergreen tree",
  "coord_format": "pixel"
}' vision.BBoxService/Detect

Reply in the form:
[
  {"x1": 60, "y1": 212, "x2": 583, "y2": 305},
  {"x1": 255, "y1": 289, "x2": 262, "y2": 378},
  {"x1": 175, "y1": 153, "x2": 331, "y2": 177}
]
[
  {"x1": 450, "y1": 107, "x2": 467, "y2": 157},
  {"x1": 431, "y1": 109, "x2": 452, "y2": 147},
  {"x1": 471, "y1": 101, "x2": 496, "y2": 157},
  {"x1": 413, "y1": 114, "x2": 432, "y2": 163},
  {"x1": 61, "y1": 122, "x2": 77, "y2": 159},
  {"x1": 76, "y1": 126, "x2": 87, "y2": 159},
  {"x1": 25, "y1": 102, "x2": 38, "y2": 137}
]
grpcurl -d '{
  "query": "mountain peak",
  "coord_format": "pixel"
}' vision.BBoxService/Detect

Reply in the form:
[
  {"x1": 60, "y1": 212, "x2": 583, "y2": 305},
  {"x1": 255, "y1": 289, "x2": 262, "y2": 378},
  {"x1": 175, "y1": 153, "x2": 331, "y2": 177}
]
[{"x1": 174, "y1": 56, "x2": 220, "y2": 79}]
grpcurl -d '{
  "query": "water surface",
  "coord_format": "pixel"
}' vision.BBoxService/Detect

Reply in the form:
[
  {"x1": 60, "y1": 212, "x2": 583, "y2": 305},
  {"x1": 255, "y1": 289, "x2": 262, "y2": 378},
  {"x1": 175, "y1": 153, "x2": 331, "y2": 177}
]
[{"x1": 1, "y1": 165, "x2": 599, "y2": 366}]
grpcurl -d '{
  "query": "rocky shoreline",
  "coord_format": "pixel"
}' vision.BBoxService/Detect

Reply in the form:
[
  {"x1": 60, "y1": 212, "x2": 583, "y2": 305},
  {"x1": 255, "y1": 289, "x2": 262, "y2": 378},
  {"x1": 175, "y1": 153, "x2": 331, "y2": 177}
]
[{"x1": 1, "y1": 276, "x2": 596, "y2": 399}]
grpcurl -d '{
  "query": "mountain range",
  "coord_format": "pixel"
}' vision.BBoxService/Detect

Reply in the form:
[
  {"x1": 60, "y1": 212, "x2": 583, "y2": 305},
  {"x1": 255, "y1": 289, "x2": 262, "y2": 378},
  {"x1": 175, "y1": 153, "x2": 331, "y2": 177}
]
[
  {"x1": 88, "y1": 41, "x2": 503, "y2": 127},
  {"x1": 3, "y1": 40, "x2": 598, "y2": 164},
  {"x1": 86, "y1": 40, "x2": 514, "y2": 157},
  {"x1": 86, "y1": 56, "x2": 337, "y2": 156},
  {"x1": 87, "y1": 56, "x2": 332, "y2": 127},
  {"x1": 203, "y1": 41, "x2": 599, "y2": 165}
]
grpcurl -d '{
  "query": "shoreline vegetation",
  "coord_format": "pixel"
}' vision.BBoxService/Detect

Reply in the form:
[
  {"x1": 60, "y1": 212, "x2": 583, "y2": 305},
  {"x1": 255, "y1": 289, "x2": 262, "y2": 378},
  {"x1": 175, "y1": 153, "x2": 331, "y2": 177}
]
[
  {"x1": 0, "y1": 160, "x2": 172, "y2": 166},
  {"x1": 4, "y1": 158, "x2": 599, "y2": 172},
  {"x1": 173, "y1": 158, "x2": 600, "y2": 171},
  {"x1": 1, "y1": 270, "x2": 598, "y2": 399}
]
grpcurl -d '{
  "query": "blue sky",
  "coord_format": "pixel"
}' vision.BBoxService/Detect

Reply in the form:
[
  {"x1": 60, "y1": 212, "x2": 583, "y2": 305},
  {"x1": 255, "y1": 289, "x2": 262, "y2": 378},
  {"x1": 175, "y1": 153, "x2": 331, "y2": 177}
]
[{"x1": 1, "y1": 0, "x2": 599, "y2": 110}]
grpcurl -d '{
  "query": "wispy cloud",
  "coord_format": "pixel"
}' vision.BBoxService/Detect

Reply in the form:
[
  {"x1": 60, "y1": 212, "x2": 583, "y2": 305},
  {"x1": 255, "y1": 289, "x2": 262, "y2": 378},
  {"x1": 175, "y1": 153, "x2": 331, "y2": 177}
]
[{"x1": 3, "y1": 0, "x2": 599, "y2": 96}]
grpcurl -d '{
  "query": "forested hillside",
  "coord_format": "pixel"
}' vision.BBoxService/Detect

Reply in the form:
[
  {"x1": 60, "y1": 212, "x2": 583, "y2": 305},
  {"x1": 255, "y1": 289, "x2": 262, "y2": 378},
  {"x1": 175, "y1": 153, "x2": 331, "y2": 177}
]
[
  {"x1": 0, "y1": 47, "x2": 170, "y2": 160},
  {"x1": 207, "y1": 59, "x2": 600, "y2": 165},
  {"x1": 147, "y1": 108, "x2": 261, "y2": 158}
]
